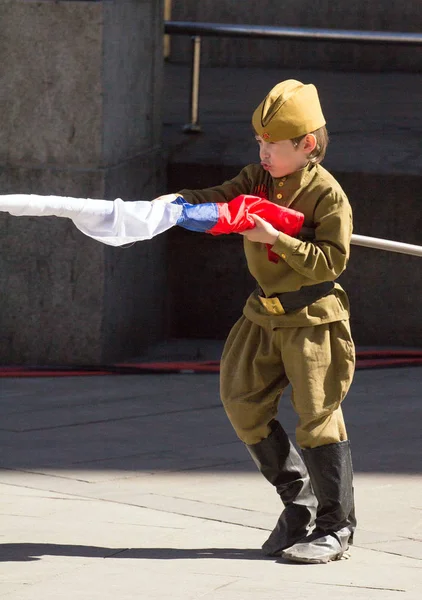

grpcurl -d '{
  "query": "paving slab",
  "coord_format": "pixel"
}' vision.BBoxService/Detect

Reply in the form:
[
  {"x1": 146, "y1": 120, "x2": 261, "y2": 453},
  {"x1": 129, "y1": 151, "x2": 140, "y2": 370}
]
[{"x1": 0, "y1": 365, "x2": 421, "y2": 599}]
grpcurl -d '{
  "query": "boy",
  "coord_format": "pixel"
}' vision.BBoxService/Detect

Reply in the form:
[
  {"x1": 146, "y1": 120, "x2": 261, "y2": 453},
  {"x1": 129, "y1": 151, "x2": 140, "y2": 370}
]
[{"x1": 153, "y1": 79, "x2": 356, "y2": 564}]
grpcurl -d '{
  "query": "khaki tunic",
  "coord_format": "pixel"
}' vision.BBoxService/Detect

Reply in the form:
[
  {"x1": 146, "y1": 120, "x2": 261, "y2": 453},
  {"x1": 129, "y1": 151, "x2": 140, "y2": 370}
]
[{"x1": 179, "y1": 162, "x2": 355, "y2": 447}]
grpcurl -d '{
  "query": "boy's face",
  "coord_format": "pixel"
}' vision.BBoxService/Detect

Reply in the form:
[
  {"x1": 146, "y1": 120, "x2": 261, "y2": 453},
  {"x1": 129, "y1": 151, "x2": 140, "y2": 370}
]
[{"x1": 255, "y1": 135, "x2": 314, "y2": 178}]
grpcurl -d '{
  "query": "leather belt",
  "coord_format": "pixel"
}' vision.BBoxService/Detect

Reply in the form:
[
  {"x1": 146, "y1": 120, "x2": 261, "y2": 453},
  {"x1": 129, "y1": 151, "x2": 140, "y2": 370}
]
[{"x1": 257, "y1": 281, "x2": 335, "y2": 315}]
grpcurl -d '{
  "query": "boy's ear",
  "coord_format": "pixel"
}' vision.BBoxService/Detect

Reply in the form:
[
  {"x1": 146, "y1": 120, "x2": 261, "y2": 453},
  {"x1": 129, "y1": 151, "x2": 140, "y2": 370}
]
[{"x1": 303, "y1": 134, "x2": 317, "y2": 153}]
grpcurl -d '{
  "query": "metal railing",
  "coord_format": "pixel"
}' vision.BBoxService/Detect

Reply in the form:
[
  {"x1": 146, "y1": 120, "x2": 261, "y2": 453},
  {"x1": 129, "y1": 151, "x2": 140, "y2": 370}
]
[
  {"x1": 164, "y1": 21, "x2": 422, "y2": 258},
  {"x1": 164, "y1": 21, "x2": 422, "y2": 133},
  {"x1": 349, "y1": 235, "x2": 422, "y2": 258}
]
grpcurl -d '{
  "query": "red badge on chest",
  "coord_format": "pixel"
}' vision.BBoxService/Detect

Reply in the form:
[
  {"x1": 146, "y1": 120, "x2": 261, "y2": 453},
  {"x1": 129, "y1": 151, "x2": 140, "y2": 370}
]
[{"x1": 252, "y1": 184, "x2": 268, "y2": 200}]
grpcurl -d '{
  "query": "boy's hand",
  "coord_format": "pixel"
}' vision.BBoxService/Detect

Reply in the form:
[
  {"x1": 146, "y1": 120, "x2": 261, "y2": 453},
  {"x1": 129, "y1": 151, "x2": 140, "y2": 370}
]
[{"x1": 241, "y1": 214, "x2": 279, "y2": 245}]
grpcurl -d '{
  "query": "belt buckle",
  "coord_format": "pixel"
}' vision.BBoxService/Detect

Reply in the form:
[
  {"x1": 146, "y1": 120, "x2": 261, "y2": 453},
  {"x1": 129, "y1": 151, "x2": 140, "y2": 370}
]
[{"x1": 258, "y1": 295, "x2": 286, "y2": 315}]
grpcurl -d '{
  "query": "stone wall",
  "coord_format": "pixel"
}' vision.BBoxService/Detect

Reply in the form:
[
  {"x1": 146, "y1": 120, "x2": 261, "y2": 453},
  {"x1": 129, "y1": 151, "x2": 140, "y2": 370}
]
[
  {"x1": 0, "y1": 0, "x2": 166, "y2": 365},
  {"x1": 168, "y1": 0, "x2": 422, "y2": 72}
]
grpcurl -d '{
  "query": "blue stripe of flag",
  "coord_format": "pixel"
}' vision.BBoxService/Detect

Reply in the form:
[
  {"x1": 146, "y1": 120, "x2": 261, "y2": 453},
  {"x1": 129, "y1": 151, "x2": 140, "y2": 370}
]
[{"x1": 174, "y1": 198, "x2": 219, "y2": 232}]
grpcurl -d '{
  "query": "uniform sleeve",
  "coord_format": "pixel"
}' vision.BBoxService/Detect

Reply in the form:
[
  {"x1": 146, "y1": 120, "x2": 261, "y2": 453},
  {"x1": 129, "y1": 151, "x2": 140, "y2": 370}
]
[
  {"x1": 177, "y1": 166, "x2": 254, "y2": 205},
  {"x1": 270, "y1": 190, "x2": 353, "y2": 282}
]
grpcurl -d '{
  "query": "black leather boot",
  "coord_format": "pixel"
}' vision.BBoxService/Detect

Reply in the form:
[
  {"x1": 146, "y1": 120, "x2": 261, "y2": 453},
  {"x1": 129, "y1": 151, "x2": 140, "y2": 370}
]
[
  {"x1": 246, "y1": 420, "x2": 317, "y2": 556},
  {"x1": 282, "y1": 440, "x2": 356, "y2": 564}
]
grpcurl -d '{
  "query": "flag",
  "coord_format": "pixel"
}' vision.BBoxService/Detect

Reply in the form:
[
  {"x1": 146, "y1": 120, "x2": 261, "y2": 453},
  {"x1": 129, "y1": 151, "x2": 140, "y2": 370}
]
[{"x1": 0, "y1": 194, "x2": 304, "y2": 260}]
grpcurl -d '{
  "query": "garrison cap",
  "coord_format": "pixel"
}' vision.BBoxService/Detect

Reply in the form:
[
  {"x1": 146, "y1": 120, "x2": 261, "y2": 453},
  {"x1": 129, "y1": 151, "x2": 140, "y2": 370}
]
[{"x1": 252, "y1": 79, "x2": 326, "y2": 141}]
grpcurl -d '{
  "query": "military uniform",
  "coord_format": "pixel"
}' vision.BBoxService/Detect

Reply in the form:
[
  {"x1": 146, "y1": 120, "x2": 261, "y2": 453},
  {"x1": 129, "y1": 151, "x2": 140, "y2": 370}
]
[
  {"x1": 177, "y1": 79, "x2": 356, "y2": 564},
  {"x1": 179, "y1": 161, "x2": 355, "y2": 449}
]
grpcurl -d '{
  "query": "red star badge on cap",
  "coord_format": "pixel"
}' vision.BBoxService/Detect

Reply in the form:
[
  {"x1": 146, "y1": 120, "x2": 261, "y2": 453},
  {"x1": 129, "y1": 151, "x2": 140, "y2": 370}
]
[{"x1": 262, "y1": 132, "x2": 270, "y2": 140}]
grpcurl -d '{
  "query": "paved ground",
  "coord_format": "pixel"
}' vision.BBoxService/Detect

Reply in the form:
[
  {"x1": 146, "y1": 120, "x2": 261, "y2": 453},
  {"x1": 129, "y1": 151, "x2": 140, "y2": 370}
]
[{"x1": 1, "y1": 354, "x2": 421, "y2": 599}]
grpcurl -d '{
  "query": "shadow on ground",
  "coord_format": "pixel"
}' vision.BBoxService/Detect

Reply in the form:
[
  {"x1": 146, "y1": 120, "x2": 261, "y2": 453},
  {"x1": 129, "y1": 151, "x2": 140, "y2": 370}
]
[
  {"x1": 1, "y1": 366, "x2": 421, "y2": 474},
  {"x1": 0, "y1": 543, "x2": 265, "y2": 563}
]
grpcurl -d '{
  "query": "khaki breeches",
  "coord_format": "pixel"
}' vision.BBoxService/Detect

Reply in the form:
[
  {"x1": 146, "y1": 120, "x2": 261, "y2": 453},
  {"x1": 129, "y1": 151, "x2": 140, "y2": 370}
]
[{"x1": 220, "y1": 316, "x2": 355, "y2": 448}]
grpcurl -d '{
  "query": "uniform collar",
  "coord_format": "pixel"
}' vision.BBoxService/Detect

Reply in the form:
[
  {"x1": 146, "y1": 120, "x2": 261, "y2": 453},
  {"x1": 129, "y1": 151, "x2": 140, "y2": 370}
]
[
  {"x1": 272, "y1": 163, "x2": 315, "y2": 192},
  {"x1": 270, "y1": 164, "x2": 316, "y2": 208}
]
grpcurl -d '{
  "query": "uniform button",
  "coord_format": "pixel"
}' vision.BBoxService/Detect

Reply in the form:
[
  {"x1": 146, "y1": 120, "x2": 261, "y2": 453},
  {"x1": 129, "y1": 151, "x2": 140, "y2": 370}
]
[
  {"x1": 278, "y1": 181, "x2": 284, "y2": 187},
  {"x1": 281, "y1": 253, "x2": 287, "y2": 260},
  {"x1": 276, "y1": 193, "x2": 283, "y2": 199}
]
